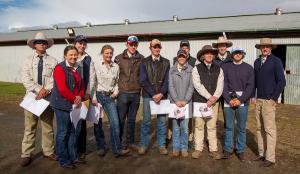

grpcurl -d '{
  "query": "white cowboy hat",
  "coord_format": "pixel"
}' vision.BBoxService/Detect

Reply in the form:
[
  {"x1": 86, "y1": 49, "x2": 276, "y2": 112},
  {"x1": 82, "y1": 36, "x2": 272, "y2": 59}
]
[
  {"x1": 255, "y1": 38, "x2": 277, "y2": 49},
  {"x1": 27, "y1": 32, "x2": 54, "y2": 49},
  {"x1": 212, "y1": 36, "x2": 233, "y2": 48}
]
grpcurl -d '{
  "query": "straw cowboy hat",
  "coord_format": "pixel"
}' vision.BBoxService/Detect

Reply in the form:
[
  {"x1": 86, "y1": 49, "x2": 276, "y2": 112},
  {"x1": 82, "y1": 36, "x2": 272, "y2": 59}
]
[
  {"x1": 212, "y1": 36, "x2": 233, "y2": 48},
  {"x1": 27, "y1": 32, "x2": 54, "y2": 49},
  {"x1": 196, "y1": 45, "x2": 218, "y2": 60},
  {"x1": 255, "y1": 38, "x2": 277, "y2": 49}
]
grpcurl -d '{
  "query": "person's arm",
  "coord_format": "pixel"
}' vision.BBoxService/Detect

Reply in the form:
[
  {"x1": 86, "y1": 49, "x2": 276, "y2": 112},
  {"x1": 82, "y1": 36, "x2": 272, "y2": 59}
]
[
  {"x1": 222, "y1": 67, "x2": 231, "y2": 104},
  {"x1": 160, "y1": 63, "x2": 170, "y2": 96},
  {"x1": 213, "y1": 68, "x2": 224, "y2": 98},
  {"x1": 192, "y1": 67, "x2": 212, "y2": 99},
  {"x1": 139, "y1": 62, "x2": 156, "y2": 97},
  {"x1": 88, "y1": 61, "x2": 96, "y2": 98},
  {"x1": 239, "y1": 66, "x2": 255, "y2": 104},
  {"x1": 184, "y1": 73, "x2": 194, "y2": 103},
  {"x1": 22, "y1": 58, "x2": 42, "y2": 93},
  {"x1": 168, "y1": 69, "x2": 179, "y2": 102},
  {"x1": 78, "y1": 79, "x2": 85, "y2": 99},
  {"x1": 271, "y1": 59, "x2": 286, "y2": 101},
  {"x1": 53, "y1": 66, "x2": 76, "y2": 103},
  {"x1": 112, "y1": 66, "x2": 119, "y2": 97}
]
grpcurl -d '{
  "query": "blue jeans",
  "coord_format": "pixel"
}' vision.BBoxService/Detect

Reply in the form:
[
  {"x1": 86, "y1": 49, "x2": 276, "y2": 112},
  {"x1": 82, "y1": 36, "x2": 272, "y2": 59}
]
[
  {"x1": 140, "y1": 97, "x2": 167, "y2": 148},
  {"x1": 172, "y1": 118, "x2": 189, "y2": 151},
  {"x1": 117, "y1": 92, "x2": 140, "y2": 147},
  {"x1": 53, "y1": 108, "x2": 76, "y2": 166},
  {"x1": 96, "y1": 92, "x2": 121, "y2": 155},
  {"x1": 223, "y1": 105, "x2": 248, "y2": 154}
]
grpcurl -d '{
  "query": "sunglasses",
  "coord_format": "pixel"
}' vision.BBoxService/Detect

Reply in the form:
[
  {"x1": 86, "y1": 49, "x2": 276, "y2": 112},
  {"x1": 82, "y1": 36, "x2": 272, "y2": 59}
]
[
  {"x1": 151, "y1": 45, "x2": 161, "y2": 49},
  {"x1": 34, "y1": 40, "x2": 48, "y2": 45},
  {"x1": 128, "y1": 43, "x2": 138, "y2": 47}
]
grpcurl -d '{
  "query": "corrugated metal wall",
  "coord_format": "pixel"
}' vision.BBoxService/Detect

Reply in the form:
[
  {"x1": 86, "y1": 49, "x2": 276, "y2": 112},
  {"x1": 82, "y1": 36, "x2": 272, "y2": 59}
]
[{"x1": 1, "y1": 37, "x2": 300, "y2": 104}]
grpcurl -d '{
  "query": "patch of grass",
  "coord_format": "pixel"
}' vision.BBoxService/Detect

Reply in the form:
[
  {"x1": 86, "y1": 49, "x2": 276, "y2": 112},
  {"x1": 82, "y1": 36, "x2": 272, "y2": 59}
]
[{"x1": 0, "y1": 82, "x2": 25, "y2": 102}]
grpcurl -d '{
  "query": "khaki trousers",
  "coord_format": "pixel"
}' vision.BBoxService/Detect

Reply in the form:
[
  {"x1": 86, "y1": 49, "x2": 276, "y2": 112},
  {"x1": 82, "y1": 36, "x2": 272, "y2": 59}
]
[
  {"x1": 194, "y1": 102, "x2": 219, "y2": 152},
  {"x1": 21, "y1": 107, "x2": 55, "y2": 158},
  {"x1": 255, "y1": 99, "x2": 277, "y2": 163}
]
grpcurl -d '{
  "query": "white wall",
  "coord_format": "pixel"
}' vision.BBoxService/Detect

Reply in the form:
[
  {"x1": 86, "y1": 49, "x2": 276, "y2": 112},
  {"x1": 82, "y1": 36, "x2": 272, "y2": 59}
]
[{"x1": 1, "y1": 37, "x2": 300, "y2": 83}]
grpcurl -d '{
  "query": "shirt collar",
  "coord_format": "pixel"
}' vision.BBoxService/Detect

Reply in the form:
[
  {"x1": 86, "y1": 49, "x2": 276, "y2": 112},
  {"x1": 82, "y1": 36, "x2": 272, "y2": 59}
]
[
  {"x1": 101, "y1": 60, "x2": 114, "y2": 67},
  {"x1": 34, "y1": 52, "x2": 47, "y2": 58},
  {"x1": 218, "y1": 52, "x2": 227, "y2": 60},
  {"x1": 77, "y1": 53, "x2": 88, "y2": 62},
  {"x1": 65, "y1": 60, "x2": 79, "y2": 70},
  {"x1": 151, "y1": 55, "x2": 160, "y2": 61}
]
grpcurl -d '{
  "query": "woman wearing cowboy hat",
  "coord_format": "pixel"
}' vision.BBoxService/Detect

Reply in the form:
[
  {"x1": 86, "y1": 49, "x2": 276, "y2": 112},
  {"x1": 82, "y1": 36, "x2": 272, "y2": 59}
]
[{"x1": 21, "y1": 32, "x2": 58, "y2": 167}]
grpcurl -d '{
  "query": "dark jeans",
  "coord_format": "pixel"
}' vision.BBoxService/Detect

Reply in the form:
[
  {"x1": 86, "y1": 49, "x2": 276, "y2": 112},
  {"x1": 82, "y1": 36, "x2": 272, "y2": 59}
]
[
  {"x1": 223, "y1": 105, "x2": 248, "y2": 154},
  {"x1": 96, "y1": 92, "x2": 121, "y2": 155},
  {"x1": 53, "y1": 108, "x2": 76, "y2": 166},
  {"x1": 76, "y1": 119, "x2": 86, "y2": 154},
  {"x1": 117, "y1": 92, "x2": 140, "y2": 148}
]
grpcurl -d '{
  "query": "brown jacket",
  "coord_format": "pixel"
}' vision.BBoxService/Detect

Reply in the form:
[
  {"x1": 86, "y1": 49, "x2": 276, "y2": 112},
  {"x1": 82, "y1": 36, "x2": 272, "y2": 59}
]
[{"x1": 114, "y1": 49, "x2": 144, "y2": 93}]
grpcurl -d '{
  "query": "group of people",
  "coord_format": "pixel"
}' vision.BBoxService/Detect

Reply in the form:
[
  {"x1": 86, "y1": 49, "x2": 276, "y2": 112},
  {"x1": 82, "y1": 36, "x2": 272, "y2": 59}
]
[{"x1": 20, "y1": 32, "x2": 285, "y2": 169}]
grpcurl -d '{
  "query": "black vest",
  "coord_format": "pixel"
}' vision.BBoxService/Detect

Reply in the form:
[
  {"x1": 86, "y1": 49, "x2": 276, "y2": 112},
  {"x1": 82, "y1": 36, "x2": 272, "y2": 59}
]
[
  {"x1": 50, "y1": 61, "x2": 82, "y2": 111},
  {"x1": 193, "y1": 62, "x2": 220, "y2": 103},
  {"x1": 82, "y1": 55, "x2": 91, "y2": 94},
  {"x1": 142, "y1": 56, "x2": 169, "y2": 98}
]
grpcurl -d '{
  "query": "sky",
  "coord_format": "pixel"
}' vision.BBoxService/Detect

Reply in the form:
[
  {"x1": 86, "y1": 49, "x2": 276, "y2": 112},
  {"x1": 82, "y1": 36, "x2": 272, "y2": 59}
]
[{"x1": 0, "y1": 0, "x2": 300, "y2": 32}]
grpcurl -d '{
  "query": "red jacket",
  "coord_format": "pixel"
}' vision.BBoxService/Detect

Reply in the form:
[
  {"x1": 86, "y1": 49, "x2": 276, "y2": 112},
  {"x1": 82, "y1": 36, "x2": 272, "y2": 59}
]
[{"x1": 53, "y1": 65, "x2": 85, "y2": 103}]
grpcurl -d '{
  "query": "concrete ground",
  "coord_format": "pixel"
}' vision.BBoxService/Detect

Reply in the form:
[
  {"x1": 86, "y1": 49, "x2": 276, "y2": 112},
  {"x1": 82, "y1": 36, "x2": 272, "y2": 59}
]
[{"x1": 0, "y1": 99, "x2": 299, "y2": 174}]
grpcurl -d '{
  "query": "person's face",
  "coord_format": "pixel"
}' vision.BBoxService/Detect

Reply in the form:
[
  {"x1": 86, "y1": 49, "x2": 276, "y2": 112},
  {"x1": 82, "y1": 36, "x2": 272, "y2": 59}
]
[
  {"x1": 181, "y1": 45, "x2": 190, "y2": 54},
  {"x1": 102, "y1": 48, "x2": 113, "y2": 62},
  {"x1": 74, "y1": 41, "x2": 87, "y2": 54},
  {"x1": 126, "y1": 42, "x2": 138, "y2": 54},
  {"x1": 260, "y1": 45, "x2": 272, "y2": 57},
  {"x1": 64, "y1": 49, "x2": 78, "y2": 66},
  {"x1": 203, "y1": 52, "x2": 214, "y2": 64},
  {"x1": 217, "y1": 43, "x2": 227, "y2": 55},
  {"x1": 150, "y1": 44, "x2": 161, "y2": 57},
  {"x1": 177, "y1": 55, "x2": 187, "y2": 65},
  {"x1": 232, "y1": 52, "x2": 244, "y2": 62},
  {"x1": 34, "y1": 40, "x2": 48, "y2": 53}
]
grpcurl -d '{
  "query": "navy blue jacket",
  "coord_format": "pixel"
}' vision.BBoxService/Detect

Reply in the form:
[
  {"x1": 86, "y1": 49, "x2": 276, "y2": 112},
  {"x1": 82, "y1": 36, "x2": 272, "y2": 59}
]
[{"x1": 254, "y1": 54, "x2": 286, "y2": 101}]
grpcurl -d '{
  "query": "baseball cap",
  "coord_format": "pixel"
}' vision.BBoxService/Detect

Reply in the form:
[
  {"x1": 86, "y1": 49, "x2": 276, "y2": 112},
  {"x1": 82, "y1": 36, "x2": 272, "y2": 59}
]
[
  {"x1": 177, "y1": 49, "x2": 187, "y2": 57},
  {"x1": 231, "y1": 47, "x2": 246, "y2": 55},
  {"x1": 127, "y1": 36, "x2": 139, "y2": 44},
  {"x1": 150, "y1": 39, "x2": 161, "y2": 47},
  {"x1": 73, "y1": 35, "x2": 88, "y2": 43},
  {"x1": 180, "y1": 40, "x2": 190, "y2": 48}
]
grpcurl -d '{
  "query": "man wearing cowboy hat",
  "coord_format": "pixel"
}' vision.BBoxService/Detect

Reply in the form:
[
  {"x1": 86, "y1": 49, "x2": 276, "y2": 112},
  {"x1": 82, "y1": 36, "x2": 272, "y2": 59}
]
[
  {"x1": 192, "y1": 45, "x2": 224, "y2": 160},
  {"x1": 252, "y1": 38, "x2": 286, "y2": 167},
  {"x1": 213, "y1": 36, "x2": 233, "y2": 66},
  {"x1": 21, "y1": 32, "x2": 58, "y2": 167}
]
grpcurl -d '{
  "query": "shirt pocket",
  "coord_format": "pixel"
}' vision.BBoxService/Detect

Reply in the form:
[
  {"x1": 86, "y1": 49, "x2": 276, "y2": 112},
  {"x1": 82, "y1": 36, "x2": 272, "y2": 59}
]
[{"x1": 44, "y1": 64, "x2": 54, "y2": 77}]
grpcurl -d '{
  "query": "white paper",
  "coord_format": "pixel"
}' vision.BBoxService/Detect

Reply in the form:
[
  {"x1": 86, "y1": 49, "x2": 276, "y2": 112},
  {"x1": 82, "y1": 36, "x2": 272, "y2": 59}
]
[
  {"x1": 193, "y1": 102, "x2": 212, "y2": 118},
  {"x1": 20, "y1": 92, "x2": 50, "y2": 117},
  {"x1": 149, "y1": 100, "x2": 171, "y2": 115},
  {"x1": 86, "y1": 103, "x2": 104, "y2": 124},
  {"x1": 224, "y1": 91, "x2": 245, "y2": 107},
  {"x1": 70, "y1": 102, "x2": 88, "y2": 129},
  {"x1": 168, "y1": 104, "x2": 190, "y2": 119}
]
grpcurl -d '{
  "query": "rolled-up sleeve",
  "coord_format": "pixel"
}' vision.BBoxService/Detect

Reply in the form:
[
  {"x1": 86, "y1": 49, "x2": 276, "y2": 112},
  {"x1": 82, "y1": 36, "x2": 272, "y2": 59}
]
[{"x1": 213, "y1": 68, "x2": 224, "y2": 98}]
